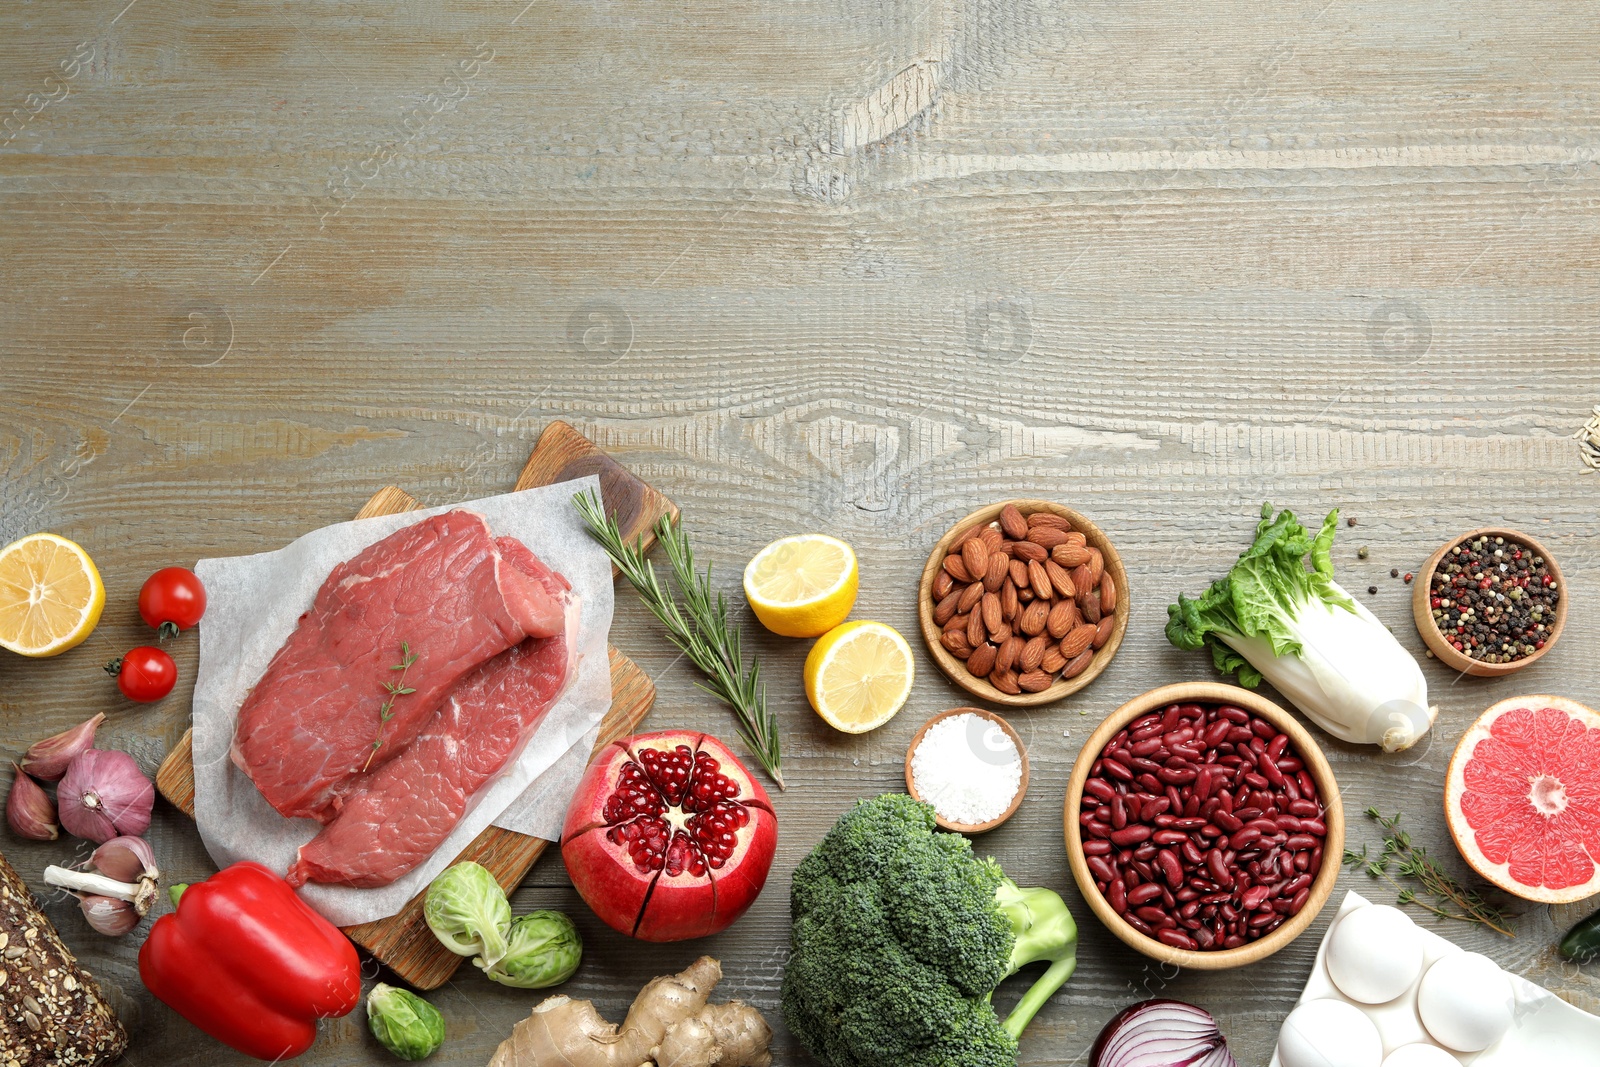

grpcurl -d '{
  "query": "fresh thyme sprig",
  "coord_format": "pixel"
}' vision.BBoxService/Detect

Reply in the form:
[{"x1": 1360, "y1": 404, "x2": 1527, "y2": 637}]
[
  {"x1": 364, "y1": 641, "x2": 418, "y2": 772},
  {"x1": 1342, "y1": 807, "x2": 1515, "y2": 937},
  {"x1": 576, "y1": 490, "x2": 784, "y2": 790}
]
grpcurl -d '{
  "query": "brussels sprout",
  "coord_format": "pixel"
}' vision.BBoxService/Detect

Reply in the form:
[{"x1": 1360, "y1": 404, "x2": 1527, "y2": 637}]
[
  {"x1": 481, "y1": 910, "x2": 583, "y2": 989},
  {"x1": 423, "y1": 861, "x2": 511, "y2": 967},
  {"x1": 367, "y1": 983, "x2": 445, "y2": 1061}
]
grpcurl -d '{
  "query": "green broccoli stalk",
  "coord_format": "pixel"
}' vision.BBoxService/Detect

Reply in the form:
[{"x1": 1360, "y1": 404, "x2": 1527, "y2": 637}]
[
  {"x1": 994, "y1": 879, "x2": 1078, "y2": 1040},
  {"x1": 782, "y1": 794, "x2": 1079, "y2": 1067}
]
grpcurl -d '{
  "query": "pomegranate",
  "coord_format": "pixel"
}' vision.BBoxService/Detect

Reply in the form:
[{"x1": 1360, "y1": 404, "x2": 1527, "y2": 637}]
[{"x1": 561, "y1": 730, "x2": 777, "y2": 941}]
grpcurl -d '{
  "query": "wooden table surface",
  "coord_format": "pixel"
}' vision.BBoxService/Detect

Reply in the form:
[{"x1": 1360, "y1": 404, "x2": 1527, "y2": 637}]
[{"x1": 3, "y1": 1, "x2": 1599, "y2": 1063}]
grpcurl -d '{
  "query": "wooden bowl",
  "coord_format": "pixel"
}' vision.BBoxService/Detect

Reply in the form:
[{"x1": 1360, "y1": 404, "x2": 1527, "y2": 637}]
[
  {"x1": 1412, "y1": 527, "x2": 1568, "y2": 677},
  {"x1": 917, "y1": 500, "x2": 1130, "y2": 708},
  {"x1": 905, "y1": 707, "x2": 1029, "y2": 833},
  {"x1": 1063, "y1": 681, "x2": 1345, "y2": 970}
]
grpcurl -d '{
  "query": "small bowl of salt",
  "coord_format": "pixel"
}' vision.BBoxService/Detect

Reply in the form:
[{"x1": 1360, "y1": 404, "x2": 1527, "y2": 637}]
[{"x1": 905, "y1": 707, "x2": 1029, "y2": 833}]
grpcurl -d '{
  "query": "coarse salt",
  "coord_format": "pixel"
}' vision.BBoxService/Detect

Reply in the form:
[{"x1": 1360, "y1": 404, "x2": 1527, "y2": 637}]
[{"x1": 910, "y1": 713, "x2": 1022, "y2": 826}]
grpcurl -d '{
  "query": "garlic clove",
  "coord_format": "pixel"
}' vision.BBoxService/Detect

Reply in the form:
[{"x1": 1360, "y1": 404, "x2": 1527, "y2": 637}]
[
  {"x1": 7, "y1": 763, "x2": 59, "y2": 841},
  {"x1": 58, "y1": 748, "x2": 153, "y2": 844},
  {"x1": 20, "y1": 713, "x2": 105, "y2": 782},
  {"x1": 79, "y1": 894, "x2": 141, "y2": 936},
  {"x1": 91, "y1": 835, "x2": 159, "y2": 884}
]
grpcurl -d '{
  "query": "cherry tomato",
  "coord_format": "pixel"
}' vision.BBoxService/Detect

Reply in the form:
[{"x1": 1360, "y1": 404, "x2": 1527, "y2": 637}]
[
  {"x1": 105, "y1": 646, "x2": 177, "y2": 702},
  {"x1": 138, "y1": 567, "x2": 207, "y2": 637}
]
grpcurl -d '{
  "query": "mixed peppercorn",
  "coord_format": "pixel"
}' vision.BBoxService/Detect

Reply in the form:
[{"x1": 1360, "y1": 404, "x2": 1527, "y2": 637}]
[{"x1": 1428, "y1": 535, "x2": 1558, "y2": 663}]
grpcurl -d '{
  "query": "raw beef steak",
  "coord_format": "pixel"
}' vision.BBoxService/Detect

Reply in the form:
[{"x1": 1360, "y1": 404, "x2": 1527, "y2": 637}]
[
  {"x1": 286, "y1": 539, "x2": 578, "y2": 887},
  {"x1": 232, "y1": 510, "x2": 565, "y2": 821}
]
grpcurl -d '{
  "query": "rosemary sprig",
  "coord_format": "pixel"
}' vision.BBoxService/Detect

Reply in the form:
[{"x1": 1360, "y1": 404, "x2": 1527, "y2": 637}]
[
  {"x1": 364, "y1": 641, "x2": 418, "y2": 771},
  {"x1": 1342, "y1": 807, "x2": 1515, "y2": 937},
  {"x1": 576, "y1": 490, "x2": 784, "y2": 789}
]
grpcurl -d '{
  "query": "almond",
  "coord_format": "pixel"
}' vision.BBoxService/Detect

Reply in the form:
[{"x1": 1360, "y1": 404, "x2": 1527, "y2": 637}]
[
  {"x1": 1026, "y1": 526, "x2": 1070, "y2": 550},
  {"x1": 942, "y1": 554, "x2": 971, "y2": 583},
  {"x1": 933, "y1": 590, "x2": 962, "y2": 625},
  {"x1": 1051, "y1": 542, "x2": 1092, "y2": 568},
  {"x1": 1061, "y1": 648, "x2": 1094, "y2": 679},
  {"x1": 932, "y1": 569, "x2": 955, "y2": 600},
  {"x1": 1046, "y1": 598, "x2": 1076, "y2": 638},
  {"x1": 980, "y1": 592, "x2": 1003, "y2": 634},
  {"x1": 967, "y1": 609, "x2": 986, "y2": 648},
  {"x1": 1009, "y1": 559, "x2": 1030, "y2": 588},
  {"x1": 1059, "y1": 622, "x2": 1097, "y2": 659},
  {"x1": 996, "y1": 634, "x2": 1024, "y2": 671},
  {"x1": 979, "y1": 525, "x2": 1004, "y2": 551},
  {"x1": 950, "y1": 524, "x2": 982, "y2": 550},
  {"x1": 958, "y1": 581, "x2": 985, "y2": 613},
  {"x1": 1040, "y1": 645, "x2": 1067, "y2": 673},
  {"x1": 990, "y1": 668, "x2": 1022, "y2": 695},
  {"x1": 1027, "y1": 560, "x2": 1053, "y2": 601},
  {"x1": 1027, "y1": 512, "x2": 1073, "y2": 531},
  {"x1": 1019, "y1": 599, "x2": 1050, "y2": 636},
  {"x1": 1001, "y1": 579, "x2": 1019, "y2": 621},
  {"x1": 990, "y1": 621, "x2": 1013, "y2": 644},
  {"x1": 1018, "y1": 669, "x2": 1054, "y2": 693},
  {"x1": 1077, "y1": 590, "x2": 1102, "y2": 625},
  {"x1": 1070, "y1": 563, "x2": 1095, "y2": 598},
  {"x1": 962, "y1": 539, "x2": 990, "y2": 584},
  {"x1": 1064, "y1": 530, "x2": 1087, "y2": 547},
  {"x1": 1011, "y1": 540, "x2": 1047, "y2": 563},
  {"x1": 944, "y1": 611, "x2": 969, "y2": 634},
  {"x1": 1045, "y1": 560, "x2": 1076, "y2": 599},
  {"x1": 942, "y1": 629, "x2": 972, "y2": 657},
  {"x1": 1086, "y1": 546, "x2": 1104, "y2": 587},
  {"x1": 1017, "y1": 586, "x2": 1035, "y2": 603},
  {"x1": 966, "y1": 641, "x2": 997, "y2": 677},
  {"x1": 1099, "y1": 574, "x2": 1116, "y2": 615},
  {"x1": 984, "y1": 551, "x2": 1009, "y2": 592},
  {"x1": 1019, "y1": 633, "x2": 1049, "y2": 672},
  {"x1": 999, "y1": 503, "x2": 1029, "y2": 540},
  {"x1": 1093, "y1": 616, "x2": 1115, "y2": 649}
]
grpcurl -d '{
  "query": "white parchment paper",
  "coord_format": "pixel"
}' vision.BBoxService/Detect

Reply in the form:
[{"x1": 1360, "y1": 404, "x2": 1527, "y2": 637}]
[{"x1": 190, "y1": 477, "x2": 613, "y2": 926}]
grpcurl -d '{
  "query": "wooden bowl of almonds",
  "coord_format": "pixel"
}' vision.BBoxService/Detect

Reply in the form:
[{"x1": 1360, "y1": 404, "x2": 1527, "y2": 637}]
[{"x1": 917, "y1": 500, "x2": 1130, "y2": 707}]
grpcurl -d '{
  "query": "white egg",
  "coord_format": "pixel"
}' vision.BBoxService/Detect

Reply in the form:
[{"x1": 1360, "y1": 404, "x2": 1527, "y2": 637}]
[
  {"x1": 1277, "y1": 998, "x2": 1385, "y2": 1067},
  {"x1": 1416, "y1": 952, "x2": 1513, "y2": 1052},
  {"x1": 1327, "y1": 905, "x2": 1424, "y2": 1004},
  {"x1": 1381, "y1": 1043, "x2": 1460, "y2": 1067}
]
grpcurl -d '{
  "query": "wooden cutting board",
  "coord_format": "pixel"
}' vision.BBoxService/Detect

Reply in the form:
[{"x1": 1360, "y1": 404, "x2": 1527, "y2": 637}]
[{"x1": 154, "y1": 420, "x2": 676, "y2": 989}]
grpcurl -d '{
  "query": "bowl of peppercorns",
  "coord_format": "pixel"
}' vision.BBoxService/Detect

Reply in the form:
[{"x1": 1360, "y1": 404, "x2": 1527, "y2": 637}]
[{"x1": 1412, "y1": 528, "x2": 1567, "y2": 676}]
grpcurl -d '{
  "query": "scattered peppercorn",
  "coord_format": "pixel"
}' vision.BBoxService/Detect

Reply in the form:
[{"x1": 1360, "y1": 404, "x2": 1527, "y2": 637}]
[
  {"x1": 1368, "y1": 585, "x2": 1378, "y2": 595},
  {"x1": 1357, "y1": 547, "x2": 1369, "y2": 559},
  {"x1": 1390, "y1": 568, "x2": 1400, "y2": 578},
  {"x1": 1403, "y1": 573, "x2": 1413, "y2": 584},
  {"x1": 1427, "y1": 535, "x2": 1559, "y2": 664},
  {"x1": 1347, "y1": 517, "x2": 1357, "y2": 527}
]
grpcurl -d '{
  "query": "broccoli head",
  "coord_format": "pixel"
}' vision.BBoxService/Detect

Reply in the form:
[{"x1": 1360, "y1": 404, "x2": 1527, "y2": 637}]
[{"x1": 781, "y1": 794, "x2": 1078, "y2": 1067}]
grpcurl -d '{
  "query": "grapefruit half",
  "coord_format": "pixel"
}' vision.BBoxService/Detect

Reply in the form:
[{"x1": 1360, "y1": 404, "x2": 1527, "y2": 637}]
[{"x1": 1445, "y1": 695, "x2": 1600, "y2": 904}]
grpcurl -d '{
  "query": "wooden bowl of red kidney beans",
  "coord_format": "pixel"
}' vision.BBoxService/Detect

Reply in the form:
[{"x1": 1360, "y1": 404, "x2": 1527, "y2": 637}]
[{"x1": 1063, "y1": 681, "x2": 1345, "y2": 970}]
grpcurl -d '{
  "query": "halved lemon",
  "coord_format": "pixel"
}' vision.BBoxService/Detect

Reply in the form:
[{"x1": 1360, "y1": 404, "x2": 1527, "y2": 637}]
[
  {"x1": 803, "y1": 620, "x2": 914, "y2": 734},
  {"x1": 0, "y1": 533, "x2": 106, "y2": 657},
  {"x1": 743, "y1": 534, "x2": 858, "y2": 638}
]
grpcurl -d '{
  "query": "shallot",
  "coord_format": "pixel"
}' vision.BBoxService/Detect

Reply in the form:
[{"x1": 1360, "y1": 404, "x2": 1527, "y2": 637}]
[
  {"x1": 44, "y1": 834, "x2": 161, "y2": 937},
  {"x1": 21, "y1": 712, "x2": 105, "y2": 781},
  {"x1": 7, "y1": 762, "x2": 59, "y2": 840},
  {"x1": 58, "y1": 748, "x2": 154, "y2": 843},
  {"x1": 1091, "y1": 999, "x2": 1237, "y2": 1067}
]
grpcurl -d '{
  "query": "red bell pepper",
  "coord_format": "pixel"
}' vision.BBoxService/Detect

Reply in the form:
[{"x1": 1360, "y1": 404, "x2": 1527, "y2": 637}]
[{"x1": 138, "y1": 861, "x2": 362, "y2": 1060}]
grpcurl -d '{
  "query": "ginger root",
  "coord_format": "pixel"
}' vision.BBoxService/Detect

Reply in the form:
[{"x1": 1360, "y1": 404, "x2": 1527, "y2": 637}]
[{"x1": 488, "y1": 956, "x2": 773, "y2": 1067}]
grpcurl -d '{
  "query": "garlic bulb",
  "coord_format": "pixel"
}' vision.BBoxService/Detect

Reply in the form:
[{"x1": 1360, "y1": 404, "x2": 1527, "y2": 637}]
[
  {"x1": 57, "y1": 749, "x2": 153, "y2": 843},
  {"x1": 43, "y1": 834, "x2": 161, "y2": 938}
]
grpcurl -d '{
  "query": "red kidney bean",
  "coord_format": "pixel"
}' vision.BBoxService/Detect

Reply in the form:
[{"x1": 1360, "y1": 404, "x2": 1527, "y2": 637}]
[
  {"x1": 1158, "y1": 929, "x2": 1198, "y2": 950},
  {"x1": 1080, "y1": 701, "x2": 1326, "y2": 952},
  {"x1": 1128, "y1": 883, "x2": 1163, "y2": 906}
]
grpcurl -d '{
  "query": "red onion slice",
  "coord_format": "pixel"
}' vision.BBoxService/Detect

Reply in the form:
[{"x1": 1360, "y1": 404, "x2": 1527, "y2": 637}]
[{"x1": 1090, "y1": 999, "x2": 1238, "y2": 1067}]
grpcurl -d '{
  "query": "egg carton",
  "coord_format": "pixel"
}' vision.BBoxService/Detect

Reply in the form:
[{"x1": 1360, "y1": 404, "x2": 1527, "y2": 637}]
[{"x1": 1269, "y1": 891, "x2": 1599, "y2": 1067}]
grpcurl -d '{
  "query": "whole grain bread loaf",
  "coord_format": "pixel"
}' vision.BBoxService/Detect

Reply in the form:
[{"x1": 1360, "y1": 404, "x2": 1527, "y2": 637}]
[{"x1": 0, "y1": 850, "x2": 128, "y2": 1067}]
